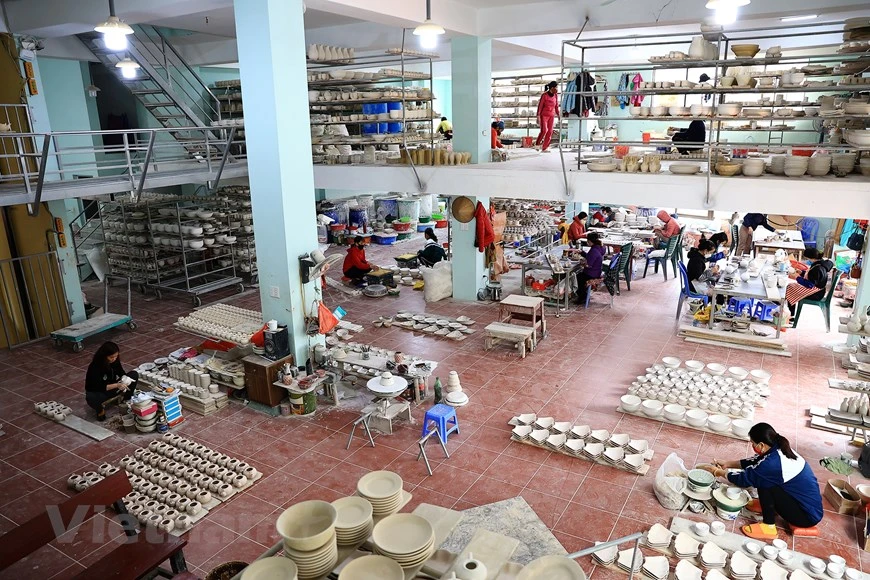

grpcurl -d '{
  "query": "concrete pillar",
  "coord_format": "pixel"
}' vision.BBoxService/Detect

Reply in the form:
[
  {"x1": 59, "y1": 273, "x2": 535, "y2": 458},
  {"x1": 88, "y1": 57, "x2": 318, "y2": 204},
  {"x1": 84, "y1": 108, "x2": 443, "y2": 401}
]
[
  {"x1": 450, "y1": 37, "x2": 492, "y2": 164},
  {"x1": 450, "y1": 195, "x2": 489, "y2": 301},
  {"x1": 234, "y1": 0, "x2": 319, "y2": 365},
  {"x1": 47, "y1": 200, "x2": 87, "y2": 324}
]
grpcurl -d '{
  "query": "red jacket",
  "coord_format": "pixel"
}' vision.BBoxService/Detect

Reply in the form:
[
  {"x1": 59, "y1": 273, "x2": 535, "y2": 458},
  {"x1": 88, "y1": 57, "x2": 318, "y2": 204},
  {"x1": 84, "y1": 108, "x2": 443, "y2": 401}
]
[
  {"x1": 567, "y1": 217, "x2": 586, "y2": 242},
  {"x1": 343, "y1": 245, "x2": 370, "y2": 273},
  {"x1": 474, "y1": 201, "x2": 494, "y2": 252},
  {"x1": 537, "y1": 91, "x2": 558, "y2": 118}
]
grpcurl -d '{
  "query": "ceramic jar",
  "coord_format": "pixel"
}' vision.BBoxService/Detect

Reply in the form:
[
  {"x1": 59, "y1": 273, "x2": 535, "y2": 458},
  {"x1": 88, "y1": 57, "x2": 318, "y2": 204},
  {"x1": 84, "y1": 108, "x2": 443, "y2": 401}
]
[
  {"x1": 159, "y1": 518, "x2": 175, "y2": 534},
  {"x1": 175, "y1": 514, "x2": 191, "y2": 532},
  {"x1": 452, "y1": 553, "x2": 487, "y2": 580},
  {"x1": 218, "y1": 484, "x2": 232, "y2": 498},
  {"x1": 233, "y1": 474, "x2": 248, "y2": 489},
  {"x1": 138, "y1": 510, "x2": 152, "y2": 525},
  {"x1": 187, "y1": 500, "x2": 203, "y2": 515}
]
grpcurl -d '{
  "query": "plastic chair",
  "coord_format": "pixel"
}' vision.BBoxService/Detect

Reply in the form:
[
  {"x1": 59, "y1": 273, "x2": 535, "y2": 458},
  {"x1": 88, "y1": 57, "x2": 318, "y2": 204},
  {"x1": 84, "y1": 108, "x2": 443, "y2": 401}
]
[
  {"x1": 791, "y1": 268, "x2": 842, "y2": 332},
  {"x1": 644, "y1": 234, "x2": 680, "y2": 280},
  {"x1": 586, "y1": 253, "x2": 620, "y2": 308},
  {"x1": 676, "y1": 262, "x2": 709, "y2": 319},
  {"x1": 730, "y1": 224, "x2": 739, "y2": 255},
  {"x1": 617, "y1": 242, "x2": 634, "y2": 293},
  {"x1": 798, "y1": 218, "x2": 819, "y2": 249},
  {"x1": 422, "y1": 403, "x2": 459, "y2": 442},
  {"x1": 670, "y1": 227, "x2": 686, "y2": 277},
  {"x1": 728, "y1": 297, "x2": 754, "y2": 315},
  {"x1": 752, "y1": 300, "x2": 778, "y2": 322}
]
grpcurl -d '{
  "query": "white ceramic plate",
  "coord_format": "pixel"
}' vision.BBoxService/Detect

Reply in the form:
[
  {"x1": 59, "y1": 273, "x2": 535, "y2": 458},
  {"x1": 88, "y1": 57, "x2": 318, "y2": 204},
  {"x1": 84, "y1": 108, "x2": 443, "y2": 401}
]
[
  {"x1": 357, "y1": 471, "x2": 403, "y2": 500},
  {"x1": 338, "y1": 555, "x2": 403, "y2": 580},
  {"x1": 240, "y1": 556, "x2": 298, "y2": 580},
  {"x1": 371, "y1": 513, "x2": 434, "y2": 556},
  {"x1": 332, "y1": 496, "x2": 373, "y2": 529},
  {"x1": 517, "y1": 555, "x2": 587, "y2": 579}
]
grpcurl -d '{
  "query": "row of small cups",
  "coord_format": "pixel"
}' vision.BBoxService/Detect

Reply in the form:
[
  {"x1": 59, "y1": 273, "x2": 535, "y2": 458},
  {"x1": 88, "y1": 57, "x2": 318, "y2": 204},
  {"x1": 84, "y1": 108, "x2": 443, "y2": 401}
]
[
  {"x1": 645, "y1": 363, "x2": 770, "y2": 388},
  {"x1": 657, "y1": 358, "x2": 772, "y2": 385},
  {"x1": 34, "y1": 401, "x2": 71, "y2": 421},
  {"x1": 628, "y1": 385, "x2": 754, "y2": 418},
  {"x1": 143, "y1": 442, "x2": 259, "y2": 480},
  {"x1": 622, "y1": 397, "x2": 752, "y2": 437},
  {"x1": 152, "y1": 437, "x2": 261, "y2": 478},
  {"x1": 124, "y1": 456, "x2": 237, "y2": 500}
]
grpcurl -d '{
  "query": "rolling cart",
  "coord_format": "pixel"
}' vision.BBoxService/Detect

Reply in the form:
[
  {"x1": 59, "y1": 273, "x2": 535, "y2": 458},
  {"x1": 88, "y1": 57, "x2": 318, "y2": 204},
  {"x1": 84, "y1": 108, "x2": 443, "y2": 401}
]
[{"x1": 50, "y1": 276, "x2": 137, "y2": 352}]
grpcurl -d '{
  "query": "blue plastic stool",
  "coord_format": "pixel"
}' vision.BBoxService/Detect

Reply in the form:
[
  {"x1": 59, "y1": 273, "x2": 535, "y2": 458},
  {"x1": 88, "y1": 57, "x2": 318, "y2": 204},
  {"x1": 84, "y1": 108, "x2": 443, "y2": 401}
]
[
  {"x1": 728, "y1": 297, "x2": 754, "y2": 315},
  {"x1": 752, "y1": 300, "x2": 778, "y2": 322},
  {"x1": 422, "y1": 404, "x2": 459, "y2": 442}
]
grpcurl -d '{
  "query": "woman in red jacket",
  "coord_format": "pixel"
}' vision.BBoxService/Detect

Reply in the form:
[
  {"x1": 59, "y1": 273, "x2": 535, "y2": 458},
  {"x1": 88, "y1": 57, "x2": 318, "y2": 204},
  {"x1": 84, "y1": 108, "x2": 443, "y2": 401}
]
[
  {"x1": 535, "y1": 81, "x2": 558, "y2": 152},
  {"x1": 343, "y1": 236, "x2": 374, "y2": 283}
]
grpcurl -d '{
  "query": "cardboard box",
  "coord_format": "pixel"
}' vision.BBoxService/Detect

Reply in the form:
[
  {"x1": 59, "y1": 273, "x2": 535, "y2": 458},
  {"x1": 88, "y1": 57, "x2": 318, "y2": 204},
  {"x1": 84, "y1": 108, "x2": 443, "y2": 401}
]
[{"x1": 825, "y1": 479, "x2": 862, "y2": 516}]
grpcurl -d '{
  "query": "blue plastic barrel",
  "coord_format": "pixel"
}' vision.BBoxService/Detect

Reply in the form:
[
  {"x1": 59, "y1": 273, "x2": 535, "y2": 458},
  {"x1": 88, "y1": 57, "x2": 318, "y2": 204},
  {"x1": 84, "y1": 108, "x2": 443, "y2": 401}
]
[{"x1": 362, "y1": 103, "x2": 388, "y2": 134}]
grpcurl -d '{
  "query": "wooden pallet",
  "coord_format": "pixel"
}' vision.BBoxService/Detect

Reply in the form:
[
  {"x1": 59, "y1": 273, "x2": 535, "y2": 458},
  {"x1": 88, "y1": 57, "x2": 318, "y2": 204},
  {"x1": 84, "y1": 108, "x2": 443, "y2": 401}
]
[
  {"x1": 509, "y1": 435, "x2": 652, "y2": 475},
  {"x1": 678, "y1": 325, "x2": 791, "y2": 357},
  {"x1": 36, "y1": 412, "x2": 114, "y2": 441},
  {"x1": 616, "y1": 406, "x2": 749, "y2": 441}
]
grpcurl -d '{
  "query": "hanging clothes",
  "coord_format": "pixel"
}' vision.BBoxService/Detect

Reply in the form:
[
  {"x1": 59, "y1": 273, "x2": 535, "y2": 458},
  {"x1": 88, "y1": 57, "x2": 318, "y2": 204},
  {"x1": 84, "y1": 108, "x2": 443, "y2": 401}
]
[
  {"x1": 474, "y1": 202, "x2": 494, "y2": 253},
  {"x1": 597, "y1": 77, "x2": 609, "y2": 117},
  {"x1": 616, "y1": 73, "x2": 631, "y2": 109},
  {"x1": 561, "y1": 76, "x2": 577, "y2": 116},
  {"x1": 630, "y1": 73, "x2": 645, "y2": 106}
]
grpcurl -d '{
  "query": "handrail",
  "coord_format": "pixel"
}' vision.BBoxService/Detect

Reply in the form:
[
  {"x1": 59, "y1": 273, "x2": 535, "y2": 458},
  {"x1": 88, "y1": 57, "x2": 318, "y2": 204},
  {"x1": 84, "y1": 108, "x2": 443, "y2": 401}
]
[{"x1": 148, "y1": 26, "x2": 221, "y2": 115}]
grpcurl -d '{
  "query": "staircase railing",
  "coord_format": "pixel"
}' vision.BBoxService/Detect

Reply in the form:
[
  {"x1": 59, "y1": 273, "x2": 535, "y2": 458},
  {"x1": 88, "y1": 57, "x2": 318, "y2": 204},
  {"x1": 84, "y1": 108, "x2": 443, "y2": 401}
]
[
  {"x1": 129, "y1": 25, "x2": 221, "y2": 126},
  {"x1": 0, "y1": 125, "x2": 246, "y2": 210}
]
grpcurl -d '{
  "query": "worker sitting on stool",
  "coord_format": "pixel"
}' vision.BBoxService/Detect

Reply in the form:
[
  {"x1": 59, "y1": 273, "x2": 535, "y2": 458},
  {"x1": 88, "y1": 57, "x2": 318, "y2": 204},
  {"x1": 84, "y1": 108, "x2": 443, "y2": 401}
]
[
  {"x1": 343, "y1": 235, "x2": 375, "y2": 286},
  {"x1": 417, "y1": 228, "x2": 446, "y2": 267},
  {"x1": 85, "y1": 341, "x2": 137, "y2": 421}
]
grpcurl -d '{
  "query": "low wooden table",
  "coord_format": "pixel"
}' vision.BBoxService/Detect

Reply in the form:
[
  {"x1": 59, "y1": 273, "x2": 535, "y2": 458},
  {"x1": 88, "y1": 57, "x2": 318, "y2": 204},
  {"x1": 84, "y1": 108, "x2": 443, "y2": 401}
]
[
  {"x1": 498, "y1": 294, "x2": 546, "y2": 349},
  {"x1": 484, "y1": 322, "x2": 535, "y2": 358}
]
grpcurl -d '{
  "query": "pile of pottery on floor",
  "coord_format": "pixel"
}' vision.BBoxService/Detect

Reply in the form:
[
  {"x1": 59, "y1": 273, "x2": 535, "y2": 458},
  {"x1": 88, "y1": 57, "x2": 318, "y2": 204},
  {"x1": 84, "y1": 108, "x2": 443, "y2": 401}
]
[
  {"x1": 174, "y1": 303, "x2": 263, "y2": 344},
  {"x1": 332, "y1": 497, "x2": 374, "y2": 546},
  {"x1": 443, "y1": 370, "x2": 468, "y2": 407},
  {"x1": 617, "y1": 547, "x2": 644, "y2": 574},
  {"x1": 509, "y1": 414, "x2": 652, "y2": 473},
  {"x1": 372, "y1": 513, "x2": 435, "y2": 571},
  {"x1": 394, "y1": 312, "x2": 475, "y2": 341},
  {"x1": 277, "y1": 500, "x2": 339, "y2": 579},
  {"x1": 68, "y1": 433, "x2": 260, "y2": 535},
  {"x1": 337, "y1": 555, "x2": 403, "y2": 579},
  {"x1": 592, "y1": 542, "x2": 618, "y2": 566},
  {"x1": 131, "y1": 394, "x2": 159, "y2": 433},
  {"x1": 33, "y1": 401, "x2": 71, "y2": 421},
  {"x1": 643, "y1": 555, "x2": 671, "y2": 580},
  {"x1": 240, "y1": 558, "x2": 299, "y2": 580},
  {"x1": 357, "y1": 470, "x2": 405, "y2": 516}
]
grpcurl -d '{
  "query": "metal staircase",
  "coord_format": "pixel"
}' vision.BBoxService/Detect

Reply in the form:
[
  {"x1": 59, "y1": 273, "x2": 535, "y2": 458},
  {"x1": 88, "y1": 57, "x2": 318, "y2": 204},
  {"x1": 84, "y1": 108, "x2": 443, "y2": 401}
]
[{"x1": 78, "y1": 25, "x2": 221, "y2": 138}]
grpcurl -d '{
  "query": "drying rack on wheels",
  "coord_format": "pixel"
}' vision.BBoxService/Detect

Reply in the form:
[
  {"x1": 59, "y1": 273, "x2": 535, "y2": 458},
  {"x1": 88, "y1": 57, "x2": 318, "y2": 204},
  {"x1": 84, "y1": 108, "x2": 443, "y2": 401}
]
[{"x1": 50, "y1": 276, "x2": 136, "y2": 352}]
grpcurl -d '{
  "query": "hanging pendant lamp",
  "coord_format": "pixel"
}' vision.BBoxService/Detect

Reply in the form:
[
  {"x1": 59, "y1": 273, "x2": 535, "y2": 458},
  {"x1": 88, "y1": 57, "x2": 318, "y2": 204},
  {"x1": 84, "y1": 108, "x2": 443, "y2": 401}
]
[
  {"x1": 95, "y1": 0, "x2": 134, "y2": 51},
  {"x1": 413, "y1": 0, "x2": 445, "y2": 50}
]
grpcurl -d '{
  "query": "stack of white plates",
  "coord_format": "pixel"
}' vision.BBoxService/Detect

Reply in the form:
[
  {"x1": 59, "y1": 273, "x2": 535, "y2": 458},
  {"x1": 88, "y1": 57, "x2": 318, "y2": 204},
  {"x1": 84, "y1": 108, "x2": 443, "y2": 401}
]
[
  {"x1": 673, "y1": 532, "x2": 700, "y2": 558},
  {"x1": 588, "y1": 429, "x2": 610, "y2": 443},
  {"x1": 603, "y1": 446, "x2": 625, "y2": 464},
  {"x1": 729, "y1": 551, "x2": 758, "y2": 580},
  {"x1": 511, "y1": 425, "x2": 533, "y2": 441},
  {"x1": 627, "y1": 439, "x2": 648, "y2": 453},
  {"x1": 569, "y1": 425, "x2": 591, "y2": 439},
  {"x1": 582, "y1": 442, "x2": 604, "y2": 459},
  {"x1": 284, "y1": 537, "x2": 339, "y2": 579},
  {"x1": 240, "y1": 557, "x2": 298, "y2": 580},
  {"x1": 546, "y1": 433, "x2": 567, "y2": 450},
  {"x1": 645, "y1": 523, "x2": 673, "y2": 549},
  {"x1": 699, "y1": 542, "x2": 728, "y2": 569},
  {"x1": 591, "y1": 542, "x2": 617, "y2": 566},
  {"x1": 530, "y1": 429, "x2": 549, "y2": 445},
  {"x1": 338, "y1": 555, "x2": 404, "y2": 580},
  {"x1": 676, "y1": 560, "x2": 703, "y2": 580},
  {"x1": 534, "y1": 416, "x2": 555, "y2": 429},
  {"x1": 617, "y1": 548, "x2": 644, "y2": 573},
  {"x1": 607, "y1": 433, "x2": 630, "y2": 448},
  {"x1": 621, "y1": 453, "x2": 647, "y2": 473},
  {"x1": 371, "y1": 514, "x2": 435, "y2": 570},
  {"x1": 552, "y1": 421, "x2": 572, "y2": 434},
  {"x1": 331, "y1": 496, "x2": 374, "y2": 547},
  {"x1": 564, "y1": 439, "x2": 585, "y2": 455},
  {"x1": 357, "y1": 471, "x2": 404, "y2": 517},
  {"x1": 643, "y1": 555, "x2": 670, "y2": 580}
]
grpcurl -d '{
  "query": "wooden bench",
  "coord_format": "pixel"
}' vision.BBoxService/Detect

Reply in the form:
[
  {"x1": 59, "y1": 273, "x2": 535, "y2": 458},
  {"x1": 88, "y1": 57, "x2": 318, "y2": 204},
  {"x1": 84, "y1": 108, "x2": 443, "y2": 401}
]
[
  {"x1": 484, "y1": 322, "x2": 535, "y2": 358},
  {"x1": 0, "y1": 471, "x2": 196, "y2": 580}
]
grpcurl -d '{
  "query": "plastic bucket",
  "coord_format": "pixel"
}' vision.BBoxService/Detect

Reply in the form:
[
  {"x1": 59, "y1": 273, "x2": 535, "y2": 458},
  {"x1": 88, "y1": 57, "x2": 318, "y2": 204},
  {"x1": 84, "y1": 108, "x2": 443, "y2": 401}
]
[
  {"x1": 417, "y1": 194, "x2": 434, "y2": 219},
  {"x1": 398, "y1": 199, "x2": 420, "y2": 222},
  {"x1": 376, "y1": 198, "x2": 399, "y2": 222},
  {"x1": 521, "y1": 136, "x2": 534, "y2": 148}
]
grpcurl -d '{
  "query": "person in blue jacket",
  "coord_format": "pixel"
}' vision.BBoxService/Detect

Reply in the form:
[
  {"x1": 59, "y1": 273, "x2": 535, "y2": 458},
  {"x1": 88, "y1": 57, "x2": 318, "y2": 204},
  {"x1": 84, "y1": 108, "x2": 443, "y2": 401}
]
[{"x1": 702, "y1": 422, "x2": 822, "y2": 540}]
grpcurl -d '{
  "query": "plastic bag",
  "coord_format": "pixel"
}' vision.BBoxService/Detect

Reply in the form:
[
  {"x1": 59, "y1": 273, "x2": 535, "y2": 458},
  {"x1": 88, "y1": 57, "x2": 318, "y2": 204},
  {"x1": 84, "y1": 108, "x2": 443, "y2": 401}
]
[
  {"x1": 654, "y1": 452, "x2": 688, "y2": 509},
  {"x1": 318, "y1": 301, "x2": 340, "y2": 334},
  {"x1": 420, "y1": 261, "x2": 453, "y2": 302}
]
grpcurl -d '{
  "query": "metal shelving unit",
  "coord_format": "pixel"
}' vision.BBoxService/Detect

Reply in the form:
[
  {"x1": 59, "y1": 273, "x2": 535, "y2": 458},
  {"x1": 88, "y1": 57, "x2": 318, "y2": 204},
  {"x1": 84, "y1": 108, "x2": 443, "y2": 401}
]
[
  {"x1": 558, "y1": 21, "x2": 870, "y2": 187},
  {"x1": 491, "y1": 73, "x2": 569, "y2": 139}
]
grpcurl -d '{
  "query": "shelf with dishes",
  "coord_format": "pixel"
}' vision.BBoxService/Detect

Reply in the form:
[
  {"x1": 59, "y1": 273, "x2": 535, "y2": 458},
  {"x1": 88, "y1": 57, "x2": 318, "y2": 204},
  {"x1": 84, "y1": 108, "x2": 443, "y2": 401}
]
[{"x1": 307, "y1": 74, "x2": 431, "y2": 88}]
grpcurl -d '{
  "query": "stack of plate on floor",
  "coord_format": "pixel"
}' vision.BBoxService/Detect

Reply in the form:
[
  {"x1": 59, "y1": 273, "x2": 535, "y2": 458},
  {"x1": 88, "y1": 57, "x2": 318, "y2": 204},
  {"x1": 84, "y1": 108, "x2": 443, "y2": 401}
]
[
  {"x1": 706, "y1": 569, "x2": 731, "y2": 580},
  {"x1": 728, "y1": 551, "x2": 758, "y2": 580},
  {"x1": 357, "y1": 471, "x2": 404, "y2": 517},
  {"x1": 337, "y1": 555, "x2": 403, "y2": 580},
  {"x1": 591, "y1": 542, "x2": 617, "y2": 566},
  {"x1": 621, "y1": 453, "x2": 647, "y2": 473},
  {"x1": 582, "y1": 442, "x2": 605, "y2": 459},
  {"x1": 675, "y1": 560, "x2": 703, "y2": 580},
  {"x1": 644, "y1": 523, "x2": 673, "y2": 549},
  {"x1": 568, "y1": 425, "x2": 591, "y2": 439},
  {"x1": 331, "y1": 496, "x2": 374, "y2": 547},
  {"x1": 627, "y1": 439, "x2": 648, "y2": 454},
  {"x1": 588, "y1": 429, "x2": 611, "y2": 443},
  {"x1": 276, "y1": 500, "x2": 339, "y2": 580},
  {"x1": 699, "y1": 542, "x2": 728, "y2": 569},
  {"x1": 508, "y1": 413, "x2": 537, "y2": 426},
  {"x1": 642, "y1": 556, "x2": 670, "y2": 580},
  {"x1": 617, "y1": 548, "x2": 644, "y2": 574},
  {"x1": 534, "y1": 416, "x2": 555, "y2": 430},
  {"x1": 552, "y1": 421, "x2": 573, "y2": 434},
  {"x1": 607, "y1": 433, "x2": 631, "y2": 448},
  {"x1": 371, "y1": 513, "x2": 435, "y2": 571},
  {"x1": 511, "y1": 425, "x2": 533, "y2": 442},
  {"x1": 546, "y1": 433, "x2": 567, "y2": 450},
  {"x1": 673, "y1": 532, "x2": 701, "y2": 559},
  {"x1": 564, "y1": 438, "x2": 585, "y2": 456},
  {"x1": 530, "y1": 429, "x2": 550, "y2": 446},
  {"x1": 759, "y1": 560, "x2": 789, "y2": 580},
  {"x1": 603, "y1": 446, "x2": 625, "y2": 465},
  {"x1": 859, "y1": 338, "x2": 869, "y2": 354}
]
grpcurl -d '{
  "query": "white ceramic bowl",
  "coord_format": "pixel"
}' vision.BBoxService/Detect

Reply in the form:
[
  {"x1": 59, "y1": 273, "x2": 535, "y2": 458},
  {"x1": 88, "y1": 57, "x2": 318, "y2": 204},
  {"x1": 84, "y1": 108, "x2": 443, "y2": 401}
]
[
  {"x1": 762, "y1": 546, "x2": 778, "y2": 560},
  {"x1": 662, "y1": 357, "x2": 681, "y2": 369},
  {"x1": 621, "y1": 395, "x2": 643, "y2": 413},
  {"x1": 748, "y1": 369, "x2": 771, "y2": 384},
  {"x1": 727, "y1": 367, "x2": 749, "y2": 380},
  {"x1": 685, "y1": 409, "x2": 708, "y2": 427},
  {"x1": 241, "y1": 557, "x2": 299, "y2": 580},
  {"x1": 685, "y1": 360, "x2": 704, "y2": 372},
  {"x1": 642, "y1": 399, "x2": 664, "y2": 418},
  {"x1": 707, "y1": 414, "x2": 731, "y2": 432},
  {"x1": 664, "y1": 404, "x2": 686, "y2": 422},
  {"x1": 276, "y1": 500, "x2": 337, "y2": 551},
  {"x1": 731, "y1": 419, "x2": 752, "y2": 438},
  {"x1": 706, "y1": 363, "x2": 726, "y2": 376}
]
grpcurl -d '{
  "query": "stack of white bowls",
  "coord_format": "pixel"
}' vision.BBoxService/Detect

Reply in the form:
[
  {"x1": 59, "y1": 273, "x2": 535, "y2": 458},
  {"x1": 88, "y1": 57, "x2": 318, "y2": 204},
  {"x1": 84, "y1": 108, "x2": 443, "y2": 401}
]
[
  {"x1": 372, "y1": 514, "x2": 436, "y2": 571},
  {"x1": 277, "y1": 501, "x2": 338, "y2": 580},
  {"x1": 742, "y1": 158, "x2": 765, "y2": 177},
  {"x1": 807, "y1": 155, "x2": 832, "y2": 176},
  {"x1": 833, "y1": 153, "x2": 857, "y2": 175},
  {"x1": 357, "y1": 471, "x2": 404, "y2": 517},
  {"x1": 331, "y1": 496, "x2": 374, "y2": 547},
  {"x1": 240, "y1": 558, "x2": 298, "y2": 580},
  {"x1": 768, "y1": 155, "x2": 786, "y2": 175},
  {"x1": 783, "y1": 155, "x2": 808, "y2": 177}
]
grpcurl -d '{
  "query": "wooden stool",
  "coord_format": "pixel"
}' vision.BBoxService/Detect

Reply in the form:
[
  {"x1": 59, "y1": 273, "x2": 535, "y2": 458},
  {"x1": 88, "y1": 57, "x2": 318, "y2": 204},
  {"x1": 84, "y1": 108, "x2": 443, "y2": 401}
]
[{"x1": 484, "y1": 322, "x2": 535, "y2": 358}]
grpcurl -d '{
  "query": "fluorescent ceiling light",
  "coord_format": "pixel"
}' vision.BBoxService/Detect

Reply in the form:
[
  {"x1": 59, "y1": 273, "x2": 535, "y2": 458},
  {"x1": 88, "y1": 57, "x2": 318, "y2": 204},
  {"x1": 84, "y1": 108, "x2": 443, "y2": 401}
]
[
  {"x1": 95, "y1": 0, "x2": 133, "y2": 52},
  {"x1": 413, "y1": 0, "x2": 444, "y2": 49},
  {"x1": 705, "y1": 0, "x2": 750, "y2": 8},
  {"x1": 781, "y1": 14, "x2": 817, "y2": 22},
  {"x1": 115, "y1": 58, "x2": 140, "y2": 79}
]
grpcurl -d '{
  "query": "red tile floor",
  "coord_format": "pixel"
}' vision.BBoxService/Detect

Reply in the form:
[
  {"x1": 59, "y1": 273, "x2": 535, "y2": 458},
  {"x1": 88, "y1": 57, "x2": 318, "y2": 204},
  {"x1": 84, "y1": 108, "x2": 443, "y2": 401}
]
[{"x1": 0, "y1": 238, "x2": 865, "y2": 578}]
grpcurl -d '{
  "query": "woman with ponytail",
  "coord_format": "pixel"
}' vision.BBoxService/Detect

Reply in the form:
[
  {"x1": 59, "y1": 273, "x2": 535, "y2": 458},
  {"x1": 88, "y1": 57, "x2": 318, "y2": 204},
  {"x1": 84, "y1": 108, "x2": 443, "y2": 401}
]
[{"x1": 702, "y1": 422, "x2": 822, "y2": 540}]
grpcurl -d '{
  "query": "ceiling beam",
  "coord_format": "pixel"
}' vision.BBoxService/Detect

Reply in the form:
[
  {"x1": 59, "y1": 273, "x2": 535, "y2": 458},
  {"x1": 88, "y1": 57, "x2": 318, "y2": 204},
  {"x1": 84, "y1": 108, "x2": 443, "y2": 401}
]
[{"x1": 305, "y1": 0, "x2": 478, "y2": 37}]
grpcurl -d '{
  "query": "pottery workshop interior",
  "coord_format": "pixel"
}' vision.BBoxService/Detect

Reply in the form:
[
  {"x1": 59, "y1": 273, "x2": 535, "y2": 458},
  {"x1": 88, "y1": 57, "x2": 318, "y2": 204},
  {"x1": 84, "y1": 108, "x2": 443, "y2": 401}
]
[{"x1": 4, "y1": 0, "x2": 870, "y2": 578}]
